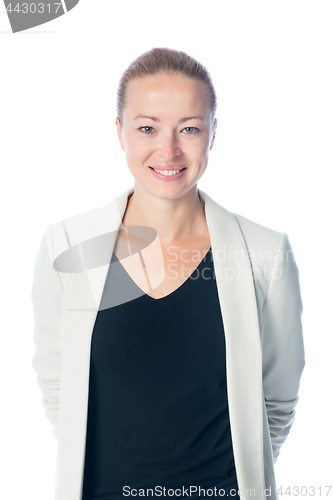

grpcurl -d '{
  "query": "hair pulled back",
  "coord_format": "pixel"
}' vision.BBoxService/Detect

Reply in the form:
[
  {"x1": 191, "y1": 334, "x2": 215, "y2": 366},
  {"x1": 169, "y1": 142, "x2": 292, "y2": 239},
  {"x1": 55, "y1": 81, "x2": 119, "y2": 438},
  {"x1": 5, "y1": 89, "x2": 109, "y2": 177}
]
[{"x1": 116, "y1": 47, "x2": 217, "y2": 126}]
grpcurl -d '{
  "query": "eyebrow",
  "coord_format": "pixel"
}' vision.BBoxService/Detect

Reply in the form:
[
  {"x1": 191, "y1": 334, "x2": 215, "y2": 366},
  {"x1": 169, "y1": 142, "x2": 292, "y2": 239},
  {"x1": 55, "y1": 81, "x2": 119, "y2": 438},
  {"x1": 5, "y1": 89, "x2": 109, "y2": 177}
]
[{"x1": 134, "y1": 115, "x2": 204, "y2": 123}]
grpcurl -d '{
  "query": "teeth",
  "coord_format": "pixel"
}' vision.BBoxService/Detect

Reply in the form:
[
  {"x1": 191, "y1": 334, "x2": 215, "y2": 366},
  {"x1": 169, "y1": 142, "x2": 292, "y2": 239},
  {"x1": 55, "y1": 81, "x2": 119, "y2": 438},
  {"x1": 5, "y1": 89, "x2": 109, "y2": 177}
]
[{"x1": 153, "y1": 168, "x2": 181, "y2": 176}]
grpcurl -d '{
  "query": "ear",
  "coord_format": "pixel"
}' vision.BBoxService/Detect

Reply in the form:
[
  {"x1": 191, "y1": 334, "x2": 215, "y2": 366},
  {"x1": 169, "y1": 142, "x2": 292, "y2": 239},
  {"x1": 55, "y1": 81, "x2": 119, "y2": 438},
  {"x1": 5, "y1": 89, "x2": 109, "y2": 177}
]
[
  {"x1": 115, "y1": 117, "x2": 125, "y2": 151},
  {"x1": 209, "y1": 118, "x2": 217, "y2": 151}
]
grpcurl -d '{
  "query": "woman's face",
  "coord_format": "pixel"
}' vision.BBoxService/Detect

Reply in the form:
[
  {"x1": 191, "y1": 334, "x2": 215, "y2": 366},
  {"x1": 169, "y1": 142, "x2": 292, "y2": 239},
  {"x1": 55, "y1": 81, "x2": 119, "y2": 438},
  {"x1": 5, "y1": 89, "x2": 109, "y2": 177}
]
[{"x1": 116, "y1": 71, "x2": 217, "y2": 201}]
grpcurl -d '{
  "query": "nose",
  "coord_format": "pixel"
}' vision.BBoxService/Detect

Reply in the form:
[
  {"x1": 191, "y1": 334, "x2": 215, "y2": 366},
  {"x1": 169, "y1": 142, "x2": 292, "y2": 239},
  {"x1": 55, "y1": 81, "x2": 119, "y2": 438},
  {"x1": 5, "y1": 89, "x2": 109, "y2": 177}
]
[{"x1": 159, "y1": 132, "x2": 181, "y2": 160}]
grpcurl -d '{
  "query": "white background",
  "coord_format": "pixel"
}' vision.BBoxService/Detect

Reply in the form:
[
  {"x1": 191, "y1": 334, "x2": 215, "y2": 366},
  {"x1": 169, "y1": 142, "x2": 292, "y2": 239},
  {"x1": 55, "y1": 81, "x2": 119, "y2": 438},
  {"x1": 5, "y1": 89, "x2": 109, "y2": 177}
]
[{"x1": 1, "y1": 1, "x2": 332, "y2": 499}]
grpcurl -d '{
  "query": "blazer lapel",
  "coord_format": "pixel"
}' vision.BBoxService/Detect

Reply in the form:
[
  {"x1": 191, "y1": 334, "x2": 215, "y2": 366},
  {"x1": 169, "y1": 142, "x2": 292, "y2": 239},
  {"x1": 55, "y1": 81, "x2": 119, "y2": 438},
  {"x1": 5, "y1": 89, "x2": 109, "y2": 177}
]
[
  {"x1": 200, "y1": 189, "x2": 265, "y2": 498},
  {"x1": 56, "y1": 188, "x2": 134, "y2": 500},
  {"x1": 56, "y1": 186, "x2": 265, "y2": 500}
]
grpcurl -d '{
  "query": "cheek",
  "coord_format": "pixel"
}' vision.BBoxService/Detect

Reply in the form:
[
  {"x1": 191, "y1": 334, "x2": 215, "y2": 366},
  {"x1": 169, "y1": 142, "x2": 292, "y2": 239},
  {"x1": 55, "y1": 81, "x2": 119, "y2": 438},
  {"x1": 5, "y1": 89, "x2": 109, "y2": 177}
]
[
  {"x1": 185, "y1": 133, "x2": 210, "y2": 154},
  {"x1": 126, "y1": 142, "x2": 153, "y2": 165},
  {"x1": 189, "y1": 141, "x2": 210, "y2": 160}
]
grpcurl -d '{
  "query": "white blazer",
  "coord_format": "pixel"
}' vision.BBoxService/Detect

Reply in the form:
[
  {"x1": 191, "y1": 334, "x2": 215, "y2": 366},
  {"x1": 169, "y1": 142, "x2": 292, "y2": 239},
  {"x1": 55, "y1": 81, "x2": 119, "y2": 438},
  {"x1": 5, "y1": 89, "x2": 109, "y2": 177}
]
[{"x1": 31, "y1": 186, "x2": 305, "y2": 500}]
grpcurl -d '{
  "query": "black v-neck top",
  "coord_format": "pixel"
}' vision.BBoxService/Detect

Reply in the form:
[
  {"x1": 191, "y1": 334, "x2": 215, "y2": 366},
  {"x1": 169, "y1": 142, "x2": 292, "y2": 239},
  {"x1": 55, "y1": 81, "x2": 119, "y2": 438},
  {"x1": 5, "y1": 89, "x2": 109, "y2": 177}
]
[{"x1": 82, "y1": 247, "x2": 238, "y2": 499}]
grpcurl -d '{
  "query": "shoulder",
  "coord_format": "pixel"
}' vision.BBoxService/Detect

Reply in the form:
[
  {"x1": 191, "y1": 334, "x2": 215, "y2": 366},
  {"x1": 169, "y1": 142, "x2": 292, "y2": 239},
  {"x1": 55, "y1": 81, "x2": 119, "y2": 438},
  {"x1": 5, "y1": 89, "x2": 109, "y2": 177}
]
[
  {"x1": 230, "y1": 212, "x2": 294, "y2": 275},
  {"x1": 200, "y1": 189, "x2": 285, "y2": 252},
  {"x1": 53, "y1": 203, "x2": 103, "y2": 231},
  {"x1": 231, "y1": 212, "x2": 285, "y2": 251},
  {"x1": 228, "y1": 213, "x2": 300, "y2": 318},
  {"x1": 47, "y1": 205, "x2": 103, "y2": 251},
  {"x1": 230, "y1": 212, "x2": 299, "y2": 299},
  {"x1": 49, "y1": 188, "x2": 133, "y2": 243}
]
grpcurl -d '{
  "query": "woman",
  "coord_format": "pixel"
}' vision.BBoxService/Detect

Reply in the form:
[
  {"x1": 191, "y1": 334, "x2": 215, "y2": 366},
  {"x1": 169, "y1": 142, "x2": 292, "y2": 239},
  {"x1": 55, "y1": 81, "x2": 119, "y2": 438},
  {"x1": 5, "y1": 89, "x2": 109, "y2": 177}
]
[{"x1": 31, "y1": 48, "x2": 305, "y2": 500}]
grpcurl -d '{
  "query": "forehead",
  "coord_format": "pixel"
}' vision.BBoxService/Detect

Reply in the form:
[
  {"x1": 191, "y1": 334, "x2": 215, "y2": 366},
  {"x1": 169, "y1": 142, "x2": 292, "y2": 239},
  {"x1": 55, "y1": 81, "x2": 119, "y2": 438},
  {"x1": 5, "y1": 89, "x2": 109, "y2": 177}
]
[{"x1": 124, "y1": 72, "x2": 211, "y2": 117}]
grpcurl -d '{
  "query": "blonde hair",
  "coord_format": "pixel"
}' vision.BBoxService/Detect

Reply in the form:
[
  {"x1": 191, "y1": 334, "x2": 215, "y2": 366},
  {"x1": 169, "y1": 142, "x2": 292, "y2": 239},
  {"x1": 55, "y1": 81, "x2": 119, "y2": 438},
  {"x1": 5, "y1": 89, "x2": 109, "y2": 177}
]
[{"x1": 116, "y1": 47, "x2": 217, "y2": 126}]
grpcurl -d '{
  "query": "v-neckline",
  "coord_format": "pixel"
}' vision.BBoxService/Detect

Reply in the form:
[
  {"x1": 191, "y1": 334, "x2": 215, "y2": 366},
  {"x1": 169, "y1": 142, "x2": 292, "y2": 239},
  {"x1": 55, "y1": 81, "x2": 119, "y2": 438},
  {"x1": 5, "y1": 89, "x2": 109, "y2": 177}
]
[{"x1": 112, "y1": 247, "x2": 212, "y2": 304}]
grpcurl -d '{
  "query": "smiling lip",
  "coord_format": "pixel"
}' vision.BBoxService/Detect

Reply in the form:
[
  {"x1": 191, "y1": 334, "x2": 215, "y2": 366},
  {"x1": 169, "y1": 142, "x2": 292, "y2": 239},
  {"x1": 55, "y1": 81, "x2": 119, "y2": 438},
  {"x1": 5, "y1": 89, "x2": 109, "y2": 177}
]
[
  {"x1": 149, "y1": 165, "x2": 187, "y2": 171},
  {"x1": 149, "y1": 165, "x2": 187, "y2": 181}
]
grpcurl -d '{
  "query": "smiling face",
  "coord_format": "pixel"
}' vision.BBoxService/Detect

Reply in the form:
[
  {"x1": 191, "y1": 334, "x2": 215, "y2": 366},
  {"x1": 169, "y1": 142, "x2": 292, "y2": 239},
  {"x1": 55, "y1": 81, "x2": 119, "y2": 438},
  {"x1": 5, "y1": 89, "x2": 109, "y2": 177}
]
[{"x1": 116, "y1": 71, "x2": 217, "y2": 201}]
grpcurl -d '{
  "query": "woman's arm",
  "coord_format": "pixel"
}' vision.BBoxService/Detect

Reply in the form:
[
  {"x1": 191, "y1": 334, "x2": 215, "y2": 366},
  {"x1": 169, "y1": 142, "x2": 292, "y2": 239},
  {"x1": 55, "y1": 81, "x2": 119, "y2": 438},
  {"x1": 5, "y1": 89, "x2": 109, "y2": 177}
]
[
  {"x1": 31, "y1": 224, "x2": 63, "y2": 439},
  {"x1": 261, "y1": 232, "x2": 305, "y2": 463}
]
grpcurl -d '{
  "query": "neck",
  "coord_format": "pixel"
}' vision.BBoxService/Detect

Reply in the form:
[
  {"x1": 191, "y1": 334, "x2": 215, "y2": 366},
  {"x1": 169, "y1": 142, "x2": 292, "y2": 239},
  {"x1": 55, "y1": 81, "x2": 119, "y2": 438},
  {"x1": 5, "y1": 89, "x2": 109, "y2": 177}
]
[{"x1": 122, "y1": 184, "x2": 206, "y2": 245}]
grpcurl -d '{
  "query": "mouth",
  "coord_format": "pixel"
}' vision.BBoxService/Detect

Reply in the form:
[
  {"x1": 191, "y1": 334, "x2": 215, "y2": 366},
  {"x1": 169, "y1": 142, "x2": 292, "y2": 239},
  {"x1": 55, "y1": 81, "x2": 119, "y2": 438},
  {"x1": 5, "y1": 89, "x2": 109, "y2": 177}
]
[{"x1": 149, "y1": 166, "x2": 187, "y2": 176}]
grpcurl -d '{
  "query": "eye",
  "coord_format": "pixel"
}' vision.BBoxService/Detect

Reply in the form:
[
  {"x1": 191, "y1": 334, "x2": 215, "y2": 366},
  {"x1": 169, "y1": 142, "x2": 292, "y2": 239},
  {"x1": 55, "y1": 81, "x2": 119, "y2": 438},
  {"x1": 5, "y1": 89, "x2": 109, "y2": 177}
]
[
  {"x1": 139, "y1": 126, "x2": 154, "y2": 134},
  {"x1": 182, "y1": 127, "x2": 199, "y2": 134}
]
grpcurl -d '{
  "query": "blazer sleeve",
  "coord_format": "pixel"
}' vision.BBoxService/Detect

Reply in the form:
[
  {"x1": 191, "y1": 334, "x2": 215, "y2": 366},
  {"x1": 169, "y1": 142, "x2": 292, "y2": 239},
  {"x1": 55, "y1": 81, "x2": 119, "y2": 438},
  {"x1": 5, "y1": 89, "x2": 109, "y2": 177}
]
[
  {"x1": 31, "y1": 224, "x2": 63, "y2": 439},
  {"x1": 261, "y1": 232, "x2": 305, "y2": 463}
]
